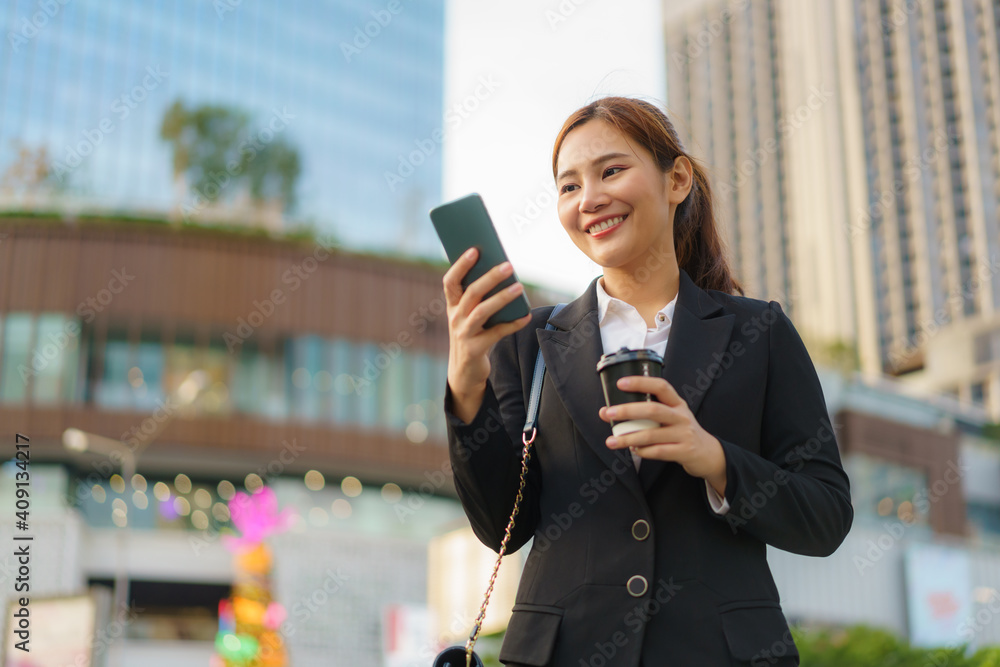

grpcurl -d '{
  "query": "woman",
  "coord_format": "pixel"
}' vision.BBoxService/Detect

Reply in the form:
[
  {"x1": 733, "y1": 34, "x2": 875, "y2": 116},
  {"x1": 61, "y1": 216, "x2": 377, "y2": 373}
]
[{"x1": 441, "y1": 97, "x2": 853, "y2": 667}]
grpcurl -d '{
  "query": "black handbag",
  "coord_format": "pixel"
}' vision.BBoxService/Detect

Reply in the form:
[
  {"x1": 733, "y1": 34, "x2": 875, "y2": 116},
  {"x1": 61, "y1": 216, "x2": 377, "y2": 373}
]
[{"x1": 433, "y1": 303, "x2": 566, "y2": 667}]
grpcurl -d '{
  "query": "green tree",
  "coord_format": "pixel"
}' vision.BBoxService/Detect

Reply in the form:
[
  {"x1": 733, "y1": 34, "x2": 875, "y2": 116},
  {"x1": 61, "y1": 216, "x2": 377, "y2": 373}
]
[{"x1": 159, "y1": 99, "x2": 301, "y2": 219}]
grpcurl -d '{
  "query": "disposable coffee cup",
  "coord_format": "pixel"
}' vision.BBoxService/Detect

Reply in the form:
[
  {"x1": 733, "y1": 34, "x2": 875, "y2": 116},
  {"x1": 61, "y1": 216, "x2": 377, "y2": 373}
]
[{"x1": 596, "y1": 346, "x2": 664, "y2": 436}]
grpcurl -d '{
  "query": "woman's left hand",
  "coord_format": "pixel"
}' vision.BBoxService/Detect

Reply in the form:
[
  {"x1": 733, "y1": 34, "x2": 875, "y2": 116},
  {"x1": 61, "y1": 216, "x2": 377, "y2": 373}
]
[{"x1": 598, "y1": 375, "x2": 727, "y2": 495}]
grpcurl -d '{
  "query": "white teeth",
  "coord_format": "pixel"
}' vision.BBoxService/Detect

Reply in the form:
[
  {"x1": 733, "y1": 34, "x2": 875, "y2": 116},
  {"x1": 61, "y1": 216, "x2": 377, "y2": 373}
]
[{"x1": 588, "y1": 215, "x2": 624, "y2": 234}]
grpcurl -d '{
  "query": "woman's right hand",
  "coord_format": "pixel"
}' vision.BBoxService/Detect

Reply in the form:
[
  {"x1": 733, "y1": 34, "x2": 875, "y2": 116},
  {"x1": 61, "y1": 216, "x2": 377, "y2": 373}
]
[{"x1": 444, "y1": 247, "x2": 532, "y2": 420}]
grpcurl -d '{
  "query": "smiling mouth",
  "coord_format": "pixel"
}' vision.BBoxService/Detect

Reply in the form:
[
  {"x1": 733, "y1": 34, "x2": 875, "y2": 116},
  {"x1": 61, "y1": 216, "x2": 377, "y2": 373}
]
[{"x1": 586, "y1": 214, "x2": 627, "y2": 234}]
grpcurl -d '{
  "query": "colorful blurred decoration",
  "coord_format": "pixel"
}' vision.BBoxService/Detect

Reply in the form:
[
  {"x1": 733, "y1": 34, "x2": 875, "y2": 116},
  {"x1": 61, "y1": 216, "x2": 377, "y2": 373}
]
[
  {"x1": 223, "y1": 486, "x2": 294, "y2": 550},
  {"x1": 214, "y1": 487, "x2": 292, "y2": 667}
]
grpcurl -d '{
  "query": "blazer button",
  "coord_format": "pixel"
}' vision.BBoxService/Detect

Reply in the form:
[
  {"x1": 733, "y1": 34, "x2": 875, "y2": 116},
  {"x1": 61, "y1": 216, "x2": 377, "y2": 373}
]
[
  {"x1": 631, "y1": 519, "x2": 650, "y2": 541},
  {"x1": 627, "y1": 575, "x2": 648, "y2": 597}
]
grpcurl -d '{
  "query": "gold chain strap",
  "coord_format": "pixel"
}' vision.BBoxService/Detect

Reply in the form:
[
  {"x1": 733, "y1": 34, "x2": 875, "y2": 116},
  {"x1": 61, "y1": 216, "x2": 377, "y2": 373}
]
[{"x1": 464, "y1": 427, "x2": 537, "y2": 667}]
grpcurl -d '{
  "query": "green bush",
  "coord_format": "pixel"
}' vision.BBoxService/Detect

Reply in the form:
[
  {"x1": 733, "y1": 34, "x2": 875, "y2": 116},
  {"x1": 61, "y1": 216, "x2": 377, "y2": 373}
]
[
  {"x1": 793, "y1": 625, "x2": 1000, "y2": 666},
  {"x1": 472, "y1": 626, "x2": 1000, "y2": 666}
]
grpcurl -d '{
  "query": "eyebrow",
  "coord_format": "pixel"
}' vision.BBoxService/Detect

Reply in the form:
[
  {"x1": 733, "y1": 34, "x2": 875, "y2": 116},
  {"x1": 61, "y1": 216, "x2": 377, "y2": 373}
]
[{"x1": 556, "y1": 152, "x2": 632, "y2": 182}]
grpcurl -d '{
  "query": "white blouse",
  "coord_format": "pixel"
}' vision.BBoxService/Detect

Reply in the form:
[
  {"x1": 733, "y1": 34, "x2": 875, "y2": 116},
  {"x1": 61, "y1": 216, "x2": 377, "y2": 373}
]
[{"x1": 595, "y1": 276, "x2": 730, "y2": 515}]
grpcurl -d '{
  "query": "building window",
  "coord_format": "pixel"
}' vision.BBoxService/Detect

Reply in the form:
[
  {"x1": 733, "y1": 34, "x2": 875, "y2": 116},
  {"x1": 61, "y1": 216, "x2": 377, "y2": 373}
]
[
  {"x1": 971, "y1": 381, "x2": 987, "y2": 406},
  {"x1": 378, "y1": 347, "x2": 410, "y2": 432},
  {"x1": 94, "y1": 330, "x2": 133, "y2": 409},
  {"x1": 329, "y1": 338, "x2": 358, "y2": 426},
  {"x1": 132, "y1": 336, "x2": 166, "y2": 411},
  {"x1": 29, "y1": 314, "x2": 81, "y2": 404},
  {"x1": 287, "y1": 335, "x2": 325, "y2": 422},
  {"x1": 231, "y1": 341, "x2": 269, "y2": 415},
  {"x1": 974, "y1": 331, "x2": 1000, "y2": 365},
  {"x1": 844, "y1": 452, "x2": 931, "y2": 530},
  {"x1": 356, "y1": 343, "x2": 381, "y2": 428},
  {"x1": 967, "y1": 501, "x2": 1000, "y2": 542},
  {"x1": 0, "y1": 313, "x2": 34, "y2": 402}
]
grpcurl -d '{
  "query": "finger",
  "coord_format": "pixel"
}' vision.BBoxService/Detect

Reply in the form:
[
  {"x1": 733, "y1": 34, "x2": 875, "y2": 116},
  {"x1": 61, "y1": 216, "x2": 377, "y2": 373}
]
[
  {"x1": 442, "y1": 247, "x2": 478, "y2": 306},
  {"x1": 631, "y1": 443, "x2": 685, "y2": 462},
  {"x1": 608, "y1": 425, "x2": 689, "y2": 450},
  {"x1": 465, "y1": 278, "x2": 525, "y2": 331},
  {"x1": 603, "y1": 400, "x2": 679, "y2": 425},
  {"x1": 616, "y1": 375, "x2": 685, "y2": 407},
  {"x1": 459, "y1": 260, "x2": 516, "y2": 317},
  {"x1": 475, "y1": 311, "x2": 533, "y2": 345}
]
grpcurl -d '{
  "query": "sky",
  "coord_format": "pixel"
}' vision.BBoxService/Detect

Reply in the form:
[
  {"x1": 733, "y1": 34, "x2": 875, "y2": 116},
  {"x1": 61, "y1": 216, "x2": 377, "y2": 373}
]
[{"x1": 441, "y1": 0, "x2": 666, "y2": 298}]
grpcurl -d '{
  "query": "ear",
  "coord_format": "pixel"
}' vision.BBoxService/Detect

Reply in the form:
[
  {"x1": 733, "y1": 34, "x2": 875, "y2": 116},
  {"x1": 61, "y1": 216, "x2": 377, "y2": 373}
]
[{"x1": 666, "y1": 155, "x2": 694, "y2": 204}]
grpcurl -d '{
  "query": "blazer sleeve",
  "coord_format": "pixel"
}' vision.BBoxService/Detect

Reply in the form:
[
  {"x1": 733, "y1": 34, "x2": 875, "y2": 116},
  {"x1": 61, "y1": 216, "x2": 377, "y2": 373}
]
[
  {"x1": 713, "y1": 300, "x2": 854, "y2": 557},
  {"x1": 442, "y1": 325, "x2": 541, "y2": 554}
]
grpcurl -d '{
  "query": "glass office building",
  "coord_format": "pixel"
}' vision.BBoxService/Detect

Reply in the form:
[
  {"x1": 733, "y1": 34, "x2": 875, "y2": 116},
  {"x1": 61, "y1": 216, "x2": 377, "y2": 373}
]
[{"x1": 0, "y1": 0, "x2": 445, "y2": 256}]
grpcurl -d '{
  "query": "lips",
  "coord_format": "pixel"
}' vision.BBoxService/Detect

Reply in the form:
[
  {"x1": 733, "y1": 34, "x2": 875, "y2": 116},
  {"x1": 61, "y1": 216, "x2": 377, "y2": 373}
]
[{"x1": 586, "y1": 214, "x2": 627, "y2": 235}]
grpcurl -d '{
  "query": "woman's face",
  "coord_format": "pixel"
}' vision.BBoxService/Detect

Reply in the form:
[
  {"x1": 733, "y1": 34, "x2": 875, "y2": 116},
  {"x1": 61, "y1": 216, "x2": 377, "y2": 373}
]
[{"x1": 555, "y1": 119, "x2": 686, "y2": 272}]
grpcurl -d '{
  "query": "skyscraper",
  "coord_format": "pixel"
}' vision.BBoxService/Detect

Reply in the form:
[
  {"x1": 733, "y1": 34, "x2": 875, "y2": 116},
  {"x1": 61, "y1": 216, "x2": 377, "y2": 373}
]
[
  {"x1": 0, "y1": 0, "x2": 445, "y2": 256},
  {"x1": 664, "y1": 0, "x2": 1000, "y2": 418}
]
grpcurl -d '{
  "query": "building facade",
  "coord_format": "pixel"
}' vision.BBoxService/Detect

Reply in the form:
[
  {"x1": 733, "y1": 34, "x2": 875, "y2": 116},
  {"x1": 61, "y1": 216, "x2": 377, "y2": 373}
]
[
  {"x1": 0, "y1": 216, "x2": 549, "y2": 665},
  {"x1": 663, "y1": 0, "x2": 1000, "y2": 418}
]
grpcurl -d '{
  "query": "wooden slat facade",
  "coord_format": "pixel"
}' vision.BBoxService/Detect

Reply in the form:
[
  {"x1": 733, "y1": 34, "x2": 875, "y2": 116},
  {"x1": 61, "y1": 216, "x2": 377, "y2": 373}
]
[{"x1": 0, "y1": 217, "x2": 519, "y2": 492}]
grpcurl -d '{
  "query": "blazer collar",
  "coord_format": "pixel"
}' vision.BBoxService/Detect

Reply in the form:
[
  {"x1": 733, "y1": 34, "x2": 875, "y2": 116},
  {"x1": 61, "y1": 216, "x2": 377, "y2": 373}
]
[{"x1": 536, "y1": 268, "x2": 736, "y2": 498}]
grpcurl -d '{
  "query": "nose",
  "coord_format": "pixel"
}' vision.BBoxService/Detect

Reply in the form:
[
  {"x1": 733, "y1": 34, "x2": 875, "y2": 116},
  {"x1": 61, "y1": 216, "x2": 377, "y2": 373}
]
[{"x1": 579, "y1": 178, "x2": 610, "y2": 214}]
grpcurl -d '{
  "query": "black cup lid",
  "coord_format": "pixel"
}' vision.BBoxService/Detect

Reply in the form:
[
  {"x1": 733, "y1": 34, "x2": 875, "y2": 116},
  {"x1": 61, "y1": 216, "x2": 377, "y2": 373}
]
[{"x1": 596, "y1": 346, "x2": 664, "y2": 372}]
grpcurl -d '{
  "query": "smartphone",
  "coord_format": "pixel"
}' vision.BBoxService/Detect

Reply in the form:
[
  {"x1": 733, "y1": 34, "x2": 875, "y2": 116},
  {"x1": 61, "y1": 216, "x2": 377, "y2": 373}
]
[{"x1": 429, "y1": 193, "x2": 531, "y2": 328}]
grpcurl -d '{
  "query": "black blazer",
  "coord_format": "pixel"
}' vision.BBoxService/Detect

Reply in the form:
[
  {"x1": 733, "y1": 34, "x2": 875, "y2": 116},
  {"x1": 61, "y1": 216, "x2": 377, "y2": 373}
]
[{"x1": 443, "y1": 268, "x2": 853, "y2": 667}]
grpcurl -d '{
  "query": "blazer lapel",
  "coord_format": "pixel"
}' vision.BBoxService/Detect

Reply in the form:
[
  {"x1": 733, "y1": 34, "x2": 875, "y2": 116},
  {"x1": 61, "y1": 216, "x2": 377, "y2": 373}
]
[
  {"x1": 639, "y1": 269, "x2": 735, "y2": 491},
  {"x1": 535, "y1": 268, "x2": 736, "y2": 499},
  {"x1": 536, "y1": 276, "x2": 645, "y2": 505}
]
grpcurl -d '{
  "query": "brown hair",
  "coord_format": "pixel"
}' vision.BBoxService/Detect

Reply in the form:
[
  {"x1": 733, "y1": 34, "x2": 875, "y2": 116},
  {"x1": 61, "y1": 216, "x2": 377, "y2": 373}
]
[{"x1": 552, "y1": 96, "x2": 744, "y2": 296}]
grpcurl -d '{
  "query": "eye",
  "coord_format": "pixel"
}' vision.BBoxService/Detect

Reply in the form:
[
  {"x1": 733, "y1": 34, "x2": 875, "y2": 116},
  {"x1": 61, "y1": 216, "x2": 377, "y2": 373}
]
[
  {"x1": 559, "y1": 183, "x2": 579, "y2": 194},
  {"x1": 604, "y1": 166, "x2": 624, "y2": 178}
]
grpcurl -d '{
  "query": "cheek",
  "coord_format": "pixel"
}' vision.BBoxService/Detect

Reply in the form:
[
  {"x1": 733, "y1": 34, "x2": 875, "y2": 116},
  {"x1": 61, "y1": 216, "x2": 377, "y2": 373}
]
[{"x1": 557, "y1": 199, "x2": 577, "y2": 231}]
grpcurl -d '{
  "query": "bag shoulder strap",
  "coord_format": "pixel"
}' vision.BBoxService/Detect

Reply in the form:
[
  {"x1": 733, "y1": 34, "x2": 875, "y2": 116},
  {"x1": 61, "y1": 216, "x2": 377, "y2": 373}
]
[
  {"x1": 522, "y1": 302, "x2": 567, "y2": 436},
  {"x1": 463, "y1": 302, "x2": 567, "y2": 662}
]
